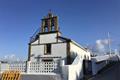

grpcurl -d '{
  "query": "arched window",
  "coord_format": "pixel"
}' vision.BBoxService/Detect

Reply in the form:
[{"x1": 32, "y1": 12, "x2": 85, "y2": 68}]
[
  {"x1": 51, "y1": 26, "x2": 55, "y2": 31},
  {"x1": 44, "y1": 27, "x2": 48, "y2": 32}
]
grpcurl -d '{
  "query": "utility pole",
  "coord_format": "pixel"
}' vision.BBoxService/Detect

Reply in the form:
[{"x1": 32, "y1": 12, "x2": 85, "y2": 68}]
[
  {"x1": 118, "y1": 44, "x2": 120, "y2": 55},
  {"x1": 108, "y1": 32, "x2": 112, "y2": 56}
]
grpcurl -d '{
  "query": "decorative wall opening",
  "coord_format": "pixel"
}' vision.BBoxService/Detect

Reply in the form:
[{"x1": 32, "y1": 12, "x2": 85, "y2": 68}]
[{"x1": 42, "y1": 59, "x2": 53, "y2": 62}]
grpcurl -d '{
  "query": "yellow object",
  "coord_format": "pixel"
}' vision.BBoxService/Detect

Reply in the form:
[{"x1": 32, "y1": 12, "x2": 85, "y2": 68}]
[{"x1": 1, "y1": 71, "x2": 21, "y2": 80}]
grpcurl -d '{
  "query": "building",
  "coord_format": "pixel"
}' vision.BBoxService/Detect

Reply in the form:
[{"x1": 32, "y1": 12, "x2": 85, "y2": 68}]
[{"x1": 0, "y1": 12, "x2": 91, "y2": 80}]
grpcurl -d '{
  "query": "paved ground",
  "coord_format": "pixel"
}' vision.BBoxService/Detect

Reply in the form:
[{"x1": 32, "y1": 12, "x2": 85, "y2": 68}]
[{"x1": 89, "y1": 62, "x2": 120, "y2": 80}]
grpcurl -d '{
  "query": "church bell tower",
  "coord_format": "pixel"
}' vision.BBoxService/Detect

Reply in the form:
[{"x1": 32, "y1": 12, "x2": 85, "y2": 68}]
[
  {"x1": 41, "y1": 12, "x2": 59, "y2": 33},
  {"x1": 28, "y1": 12, "x2": 61, "y2": 61}
]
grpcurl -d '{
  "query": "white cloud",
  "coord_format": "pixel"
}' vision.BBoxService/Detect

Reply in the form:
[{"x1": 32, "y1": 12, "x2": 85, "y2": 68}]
[
  {"x1": 3, "y1": 54, "x2": 20, "y2": 62},
  {"x1": 96, "y1": 40, "x2": 105, "y2": 51},
  {"x1": 94, "y1": 39, "x2": 111, "y2": 55}
]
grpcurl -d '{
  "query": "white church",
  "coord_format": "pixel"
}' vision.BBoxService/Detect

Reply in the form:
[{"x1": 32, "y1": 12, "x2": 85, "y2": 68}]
[{"x1": 0, "y1": 12, "x2": 91, "y2": 80}]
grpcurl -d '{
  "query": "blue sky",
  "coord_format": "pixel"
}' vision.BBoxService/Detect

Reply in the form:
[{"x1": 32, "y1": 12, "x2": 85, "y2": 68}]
[{"x1": 0, "y1": 0, "x2": 120, "y2": 59}]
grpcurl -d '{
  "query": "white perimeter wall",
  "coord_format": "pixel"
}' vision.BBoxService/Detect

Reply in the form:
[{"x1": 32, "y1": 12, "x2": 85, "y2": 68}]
[
  {"x1": 62, "y1": 56, "x2": 83, "y2": 80},
  {"x1": 0, "y1": 63, "x2": 9, "y2": 73}
]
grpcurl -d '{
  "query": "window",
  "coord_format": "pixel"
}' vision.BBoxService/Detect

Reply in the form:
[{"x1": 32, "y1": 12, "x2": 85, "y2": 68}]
[
  {"x1": 44, "y1": 44, "x2": 51, "y2": 55},
  {"x1": 51, "y1": 26, "x2": 55, "y2": 31}
]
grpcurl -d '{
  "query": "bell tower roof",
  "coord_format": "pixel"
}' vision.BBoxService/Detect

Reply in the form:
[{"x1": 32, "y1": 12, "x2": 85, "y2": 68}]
[{"x1": 41, "y1": 12, "x2": 59, "y2": 33}]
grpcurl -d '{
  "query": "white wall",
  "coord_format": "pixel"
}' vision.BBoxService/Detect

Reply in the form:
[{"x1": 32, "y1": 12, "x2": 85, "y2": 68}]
[
  {"x1": 60, "y1": 42, "x2": 91, "y2": 80},
  {"x1": 91, "y1": 54, "x2": 119, "y2": 75},
  {"x1": 68, "y1": 57, "x2": 83, "y2": 80},
  {"x1": 61, "y1": 65, "x2": 68, "y2": 80},
  {"x1": 52, "y1": 43, "x2": 67, "y2": 59},
  {"x1": 31, "y1": 45, "x2": 44, "y2": 61},
  {"x1": 62, "y1": 56, "x2": 84, "y2": 80},
  {"x1": 70, "y1": 42, "x2": 91, "y2": 60},
  {"x1": 0, "y1": 63, "x2": 9, "y2": 73},
  {"x1": 30, "y1": 43, "x2": 67, "y2": 61},
  {"x1": 39, "y1": 33, "x2": 57, "y2": 44},
  {"x1": 91, "y1": 59, "x2": 108, "y2": 75},
  {"x1": 31, "y1": 40, "x2": 39, "y2": 45},
  {"x1": 30, "y1": 32, "x2": 68, "y2": 61},
  {"x1": 9, "y1": 62, "x2": 26, "y2": 73}
]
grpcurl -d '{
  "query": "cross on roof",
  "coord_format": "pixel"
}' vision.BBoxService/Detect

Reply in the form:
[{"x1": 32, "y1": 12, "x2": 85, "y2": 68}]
[{"x1": 35, "y1": 55, "x2": 41, "y2": 62}]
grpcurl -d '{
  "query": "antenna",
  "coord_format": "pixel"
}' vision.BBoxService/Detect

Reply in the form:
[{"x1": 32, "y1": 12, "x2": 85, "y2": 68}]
[{"x1": 108, "y1": 32, "x2": 112, "y2": 56}]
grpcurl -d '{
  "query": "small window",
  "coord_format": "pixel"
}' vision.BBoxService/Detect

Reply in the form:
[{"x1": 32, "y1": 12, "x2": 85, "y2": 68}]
[{"x1": 44, "y1": 44, "x2": 51, "y2": 55}]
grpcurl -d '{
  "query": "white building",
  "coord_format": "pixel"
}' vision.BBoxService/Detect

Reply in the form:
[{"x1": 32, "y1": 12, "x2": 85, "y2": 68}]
[
  {"x1": 28, "y1": 12, "x2": 90, "y2": 63},
  {"x1": 0, "y1": 12, "x2": 91, "y2": 80}
]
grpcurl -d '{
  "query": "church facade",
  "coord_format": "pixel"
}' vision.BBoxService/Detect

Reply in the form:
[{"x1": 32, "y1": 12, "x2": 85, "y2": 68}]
[
  {"x1": 28, "y1": 12, "x2": 90, "y2": 64},
  {"x1": 0, "y1": 12, "x2": 91, "y2": 80}
]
